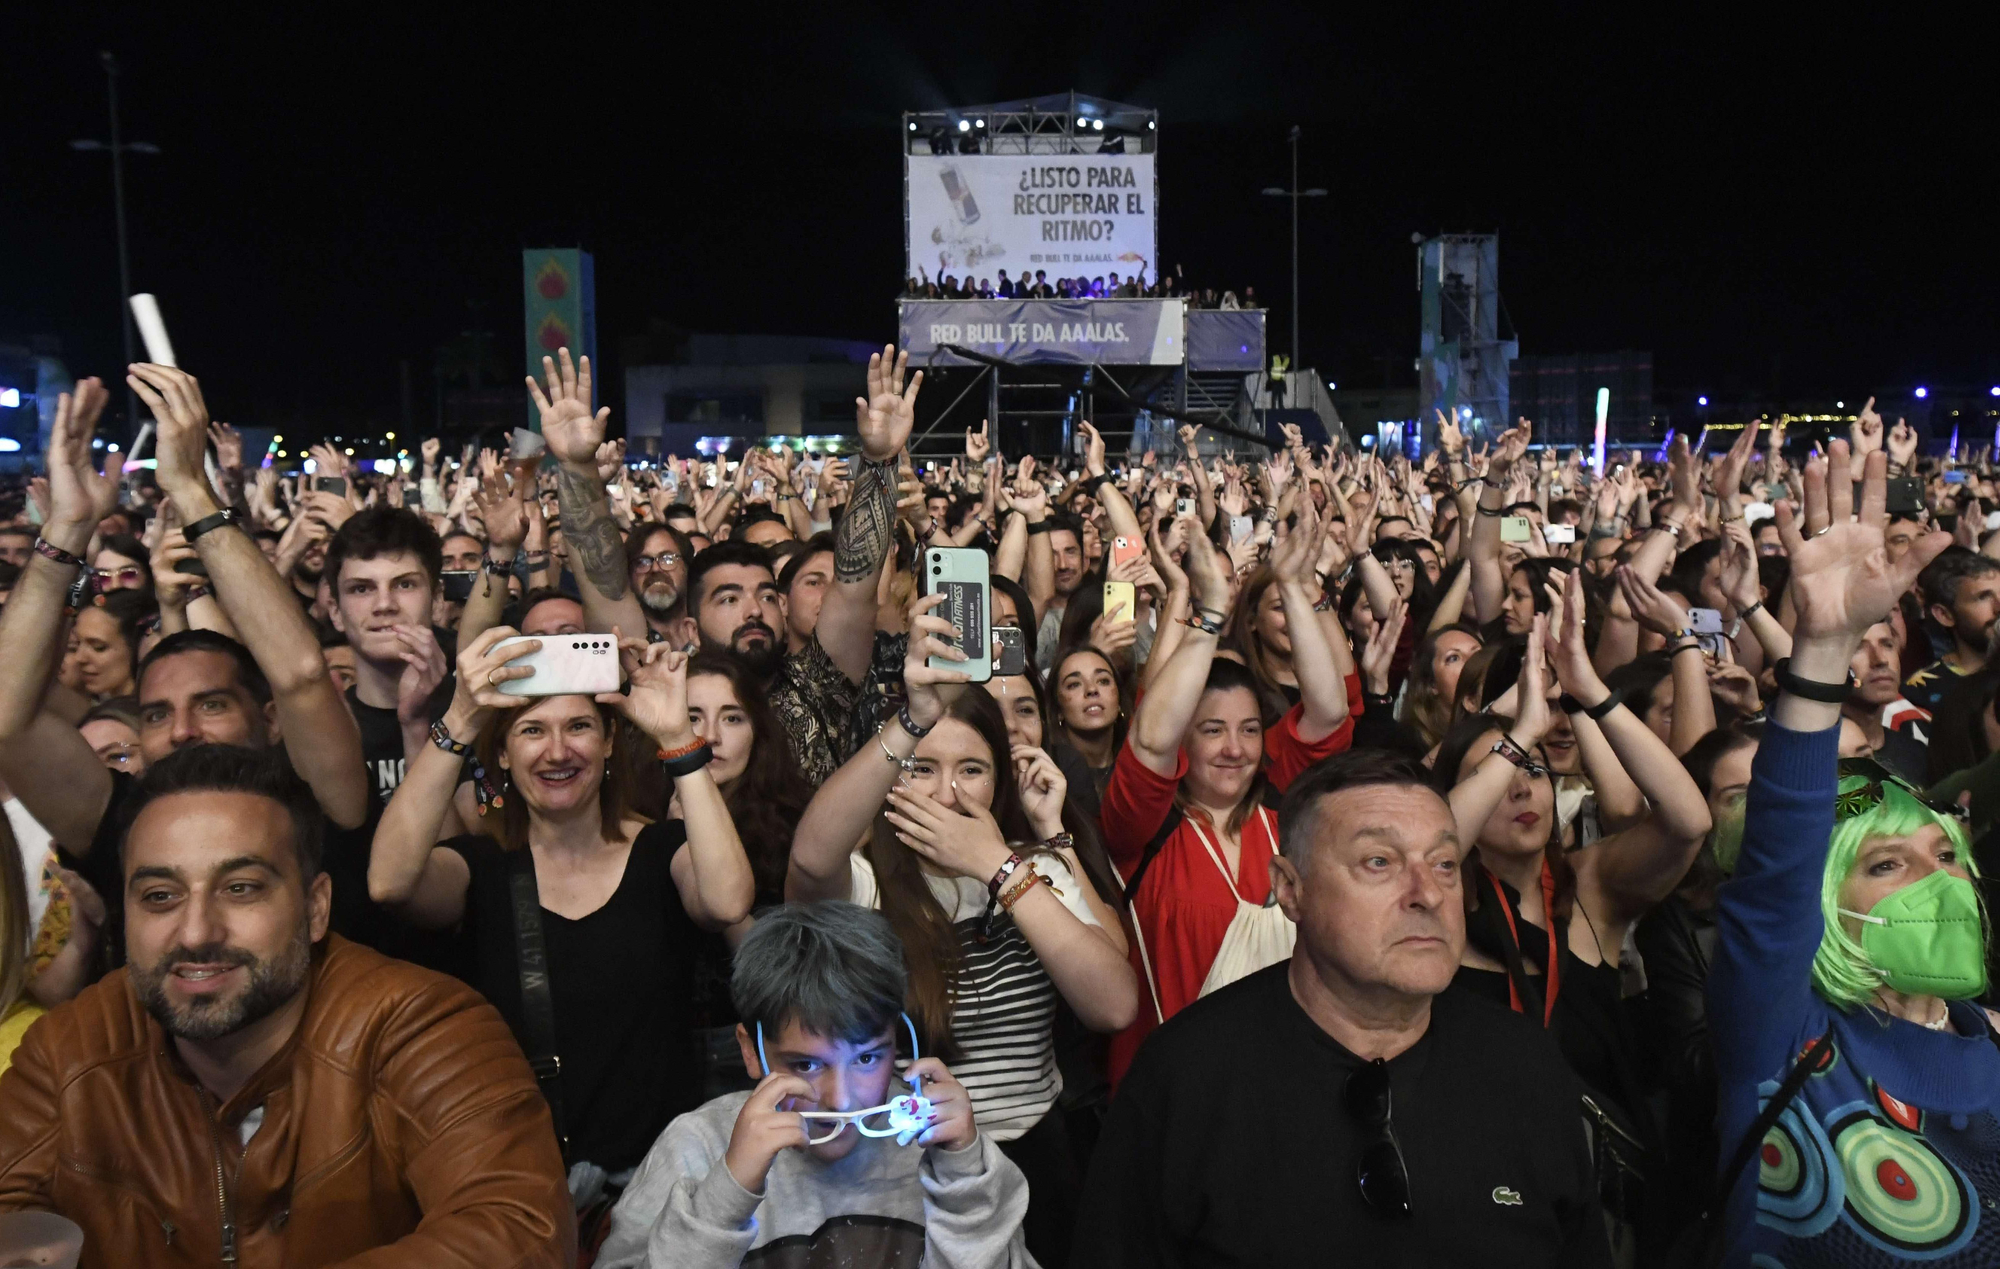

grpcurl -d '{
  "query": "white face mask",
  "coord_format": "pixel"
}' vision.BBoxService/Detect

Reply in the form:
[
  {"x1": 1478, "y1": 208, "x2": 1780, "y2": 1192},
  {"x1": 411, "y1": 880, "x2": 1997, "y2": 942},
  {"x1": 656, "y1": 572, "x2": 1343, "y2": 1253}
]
[{"x1": 756, "y1": 1014, "x2": 933, "y2": 1145}]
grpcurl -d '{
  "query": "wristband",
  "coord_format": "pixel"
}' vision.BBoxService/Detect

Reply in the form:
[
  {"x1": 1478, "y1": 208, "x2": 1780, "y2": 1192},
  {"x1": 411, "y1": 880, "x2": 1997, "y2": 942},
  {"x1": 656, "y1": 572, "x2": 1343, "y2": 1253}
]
[
  {"x1": 1559, "y1": 690, "x2": 1623, "y2": 721},
  {"x1": 1080, "y1": 474, "x2": 1109, "y2": 496},
  {"x1": 999, "y1": 868, "x2": 1058, "y2": 912},
  {"x1": 898, "y1": 704, "x2": 935, "y2": 739},
  {"x1": 661, "y1": 743, "x2": 714, "y2": 779},
  {"x1": 1490, "y1": 735, "x2": 1538, "y2": 771},
  {"x1": 1669, "y1": 638, "x2": 1703, "y2": 655},
  {"x1": 1180, "y1": 612, "x2": 1224, "y2": 636},
  {"x1": 429, "y1": 721, "x2": 472, "y2": 756},
  {"x1": 483, "y1": 556, "x2": 515, "y2": 576},
  {"x1": 1739, "y1": 600, "x2": 1764, "y2": 620},
  {"x1": 1772, "y1": 657, "x2": 1855, "y2": 704},
  {"x1": 1026, "y1": 519, "x2": 1053, "y2": 535},
  {"x1": 1475, "y1": 503, "x2": 1505, "y2": 518},
  {"x1": 182, "y1": 507, "x2": 241, "y2": 543},
  {"x1": 1040, "y1": 831, "x2": 1075, "y2": 852},
  {"x1": 32, "y1": 537, "x2": 86, "y2": 569},
  {"x1": 657, "y1": 737, "x2": 706, "y2": 763},
  {"x1": 987, "y1": 852, "x2": 1025, "y2": 899},
  {"x1": 185, "y1": 584, "x2": 212, "y2": 603}
]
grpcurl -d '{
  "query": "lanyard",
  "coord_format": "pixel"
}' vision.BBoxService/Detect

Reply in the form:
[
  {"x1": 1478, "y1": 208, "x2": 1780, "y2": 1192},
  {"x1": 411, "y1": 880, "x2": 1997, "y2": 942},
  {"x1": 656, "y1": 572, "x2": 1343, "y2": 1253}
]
[{"x1": 1489, "y1": 860, "x2": 1561, "y2": 1027}]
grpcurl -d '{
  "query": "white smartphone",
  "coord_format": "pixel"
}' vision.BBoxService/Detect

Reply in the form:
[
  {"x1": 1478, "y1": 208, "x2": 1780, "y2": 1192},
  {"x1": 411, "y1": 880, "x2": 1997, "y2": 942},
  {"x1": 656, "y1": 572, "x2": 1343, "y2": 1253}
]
[
  {"x1": 492, "y1": 634, "x2": 623, "y2": 697},
  {"x1": 1228, "y1": 515, "x2": 1253, "y2": 543},
  {"x1": 130, "y1": 293, "x2": 178, "y2": 367},
  {"x1": 1542, "y1": 523, "x2": 1576, "y2": 545}
]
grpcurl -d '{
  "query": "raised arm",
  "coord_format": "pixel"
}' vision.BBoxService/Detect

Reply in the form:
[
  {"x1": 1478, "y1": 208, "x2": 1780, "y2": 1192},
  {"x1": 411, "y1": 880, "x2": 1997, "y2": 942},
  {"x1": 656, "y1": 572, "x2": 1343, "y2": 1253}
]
[
  {"x1": 1469, "y1": 419, "x2": 1532, "y2": 623},
  {"x1": 531, "y1": 349, "x2": 649, "y2": 637},
  {"x1": 1178, "y1": 425, "x2": 1217, "y2": 529},
  {"x1": 1612, "y1": 564, "x2": 1717, "y2": 755},
  {"x1": 611, "y1": 640, "x2": 754, "y2": 930},
  {"x1": 459, "y1": 472, "x2": 531, "y2": 646},
  {"x1": 1013, "y1": 461, "x2": 1056, "y2": 617},
  {"x1": 1270, "y1": 498, "x2": 1349, "y2": 741},
  {"x1": 821, "y1": 344, "x2": 923, "y2": 683},
  {"x1": 1551, "y1": 570, "x2": 1711, "y2": 920},
  {"x1": 0, "y1": 380, "x2": 114, "y2": 850},
  {"x1": 1128, "y1": 515, "x2": 1230, "y2": 774},
  {"x1": 1448, "y1": 619, "x2": 1554, "y2": 843},
  {"x1": 1711, "y1": 441, "x2": 1950, "y2": 1078},
  {"x1": 787, "y1": 591, "x2": 967, "y2": 903},
  {"x1": 1080, "y1": 422, "x2": 1144, "y2": 544},
  {"x1": 368, "y1": 632, "x2": 535, "y2": 926},
  {"x1": 132, "y1": 363, "x2": 370, "y2": 829}
]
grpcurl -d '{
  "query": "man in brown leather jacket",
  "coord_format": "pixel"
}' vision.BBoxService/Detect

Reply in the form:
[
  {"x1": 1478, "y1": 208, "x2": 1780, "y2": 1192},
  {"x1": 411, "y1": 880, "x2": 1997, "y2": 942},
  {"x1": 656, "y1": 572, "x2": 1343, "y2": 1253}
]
[{"x1": 0, "y1": 744, "x2": 574, "y2": 1268}]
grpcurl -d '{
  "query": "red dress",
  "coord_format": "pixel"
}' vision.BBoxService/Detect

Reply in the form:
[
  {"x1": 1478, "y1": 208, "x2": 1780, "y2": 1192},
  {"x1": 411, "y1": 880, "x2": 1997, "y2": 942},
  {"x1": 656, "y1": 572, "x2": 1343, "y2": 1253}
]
[{"x1": 1098, "y1": 676, "x2": 1360, "y2": 1086}]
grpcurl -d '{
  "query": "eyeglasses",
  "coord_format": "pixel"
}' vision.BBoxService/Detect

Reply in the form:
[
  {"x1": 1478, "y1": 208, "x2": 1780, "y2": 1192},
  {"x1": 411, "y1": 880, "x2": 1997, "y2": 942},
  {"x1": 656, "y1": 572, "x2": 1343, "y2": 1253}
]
[
  {"x1": 1345, "y1": 1058, "x2": 1412, "y2": 1218},
  {"x1": 755, "y1": 1014, "x2": 931, "y2": 1145},
  {"x1": 1835, "y1": 755, "x2": 1967, "y2": 823},
  {"x1": 633, "y1": 553, "x2": 681, "y2": 571},
  {"x1": 91, "y1": 566, "x2": 144, "y2": 591}
]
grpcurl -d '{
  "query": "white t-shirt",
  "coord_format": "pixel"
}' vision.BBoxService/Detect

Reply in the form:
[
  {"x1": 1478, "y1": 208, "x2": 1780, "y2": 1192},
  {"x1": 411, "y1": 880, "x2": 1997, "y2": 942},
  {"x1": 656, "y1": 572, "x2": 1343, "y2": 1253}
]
[{"x1": 849, "y1": 850, "x2": 1099, "y2": 1142}]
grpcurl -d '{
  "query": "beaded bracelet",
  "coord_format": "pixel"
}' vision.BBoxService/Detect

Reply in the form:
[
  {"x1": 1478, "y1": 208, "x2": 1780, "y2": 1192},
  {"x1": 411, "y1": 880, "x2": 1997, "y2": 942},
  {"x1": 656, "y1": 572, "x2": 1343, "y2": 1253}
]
[
  {"x1": 661, "y1": 743, "x2": 714, "y2": 779},
  {"x1": 657, "y1": 737, "x2": 706, "y2": 763}
]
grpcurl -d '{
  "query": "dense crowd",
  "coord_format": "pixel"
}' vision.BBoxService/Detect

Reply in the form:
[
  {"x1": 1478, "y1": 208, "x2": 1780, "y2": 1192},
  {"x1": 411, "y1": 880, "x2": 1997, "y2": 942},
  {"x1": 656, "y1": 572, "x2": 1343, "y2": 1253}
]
[
  {"x1": 902, "y1": 265, "x2": 1257, "y2": 307},
  {"x1": 1, "y1": 349, "x2": 1997, "y2": 1268}
]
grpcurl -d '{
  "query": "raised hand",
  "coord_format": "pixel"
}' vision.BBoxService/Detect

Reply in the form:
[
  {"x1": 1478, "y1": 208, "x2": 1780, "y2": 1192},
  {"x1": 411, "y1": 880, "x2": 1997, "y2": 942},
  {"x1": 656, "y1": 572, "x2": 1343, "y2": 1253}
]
[
  {"x1": 903, "y1": 591, "x2": 971, "y2": 728},
  {"x1": 1778, "y1": 440, "x2": 1951, "y2": 650},
  {"x1": 1361, "y1": 596, "x2": 1407, "y2": 696},
  {"x1": 1011, "y1": 744, "x2": 1070, "y2": 839},
  {"x1": 43, "y1": 377, "x2": 117, "y2": 535},
  {"x1": 1851, "y1": 397, "x2": 1885, "y2": 458},
  {"x1": 966, "y1": 418, "x2": 990, "y2": 463},
  {"x1": 207, "y1": 422, "x2": 244, "y2": 472},
  {"x1": 421, "y1": 437, "x2": 442, "y2": 469},
  {"x1": 1079, "y1": 421, "x2": 1108, "y2": 477},
  {"x1": 1510, "y1": 617, "x2": 1554, "y2": 745},
  {"x1": 1667, "y1": 434, "x2": 1700, "y2": 514},
  {"x1": 390, "y1": 624, "x2": 450, "y2": 730},
  {"x1": 1435, "y1": 407, "x2": 1465, "y2": 455},
  {"x1": 1887, "y1": 417, "x2": 1919, "y2": 471},
  {"x1": 1718, "y1": 519, "x2": 1761, "y2": 612},
  {"x1": 1615, "y1": 564, "x2": 1692, "y2": 638},
  {"x1": 854, "y1": 344, "x2": 923, "y2": 462},
  {"x1": 1178, "y1": 423, "x2": 1200, "y2": 457},
  {"x1": 1487, "y1": 418, "x2": 1532, "y2": 479},
  {"x1": 528, "y1": 347, "x2": 612, "y2": 469},
  {"x1": 1090, "y1": 600, "x2": 1138, "y2": 663},
  {"x1": 1715, "y1": 419, "x2": 1758, "y2": 511},
  {"x1": 475, "y1": 473, "x2": 529, "y2": 555},
  {"x1": 127, "y1": 363, "x2": 218, "y2": 515},
  {"x1": 608, "y1": 636, "x2": 697, "y2": 746},
  {"x1": 1552, "y1": 568, "x2": 1609, "y2": 702}
]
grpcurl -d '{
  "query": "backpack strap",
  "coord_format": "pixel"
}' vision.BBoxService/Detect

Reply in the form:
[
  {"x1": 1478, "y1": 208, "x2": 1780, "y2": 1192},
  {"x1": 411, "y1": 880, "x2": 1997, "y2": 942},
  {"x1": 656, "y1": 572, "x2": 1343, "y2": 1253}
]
[
  {"x1": 1712, "y1": 1031, "x2": 1833, "y2": 1213},
  {"x1": 1122, "y1": 807, "x2": 1184, "y2": 905},
  {"x1": 507, "y1": 848, "x2": 570, "y2": 1164}
]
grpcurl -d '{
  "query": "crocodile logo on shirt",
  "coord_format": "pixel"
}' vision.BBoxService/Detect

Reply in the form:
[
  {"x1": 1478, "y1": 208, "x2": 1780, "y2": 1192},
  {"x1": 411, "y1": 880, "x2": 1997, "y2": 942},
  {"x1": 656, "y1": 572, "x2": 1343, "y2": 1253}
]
[{"x1": 1492, "y1": 1186, "x2": 1523, "y2": 1206}]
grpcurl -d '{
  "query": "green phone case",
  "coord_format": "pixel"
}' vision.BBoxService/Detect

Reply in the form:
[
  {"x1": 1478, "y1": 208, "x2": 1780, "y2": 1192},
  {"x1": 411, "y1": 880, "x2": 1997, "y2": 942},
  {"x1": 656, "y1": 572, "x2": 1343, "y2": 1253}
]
[{"x1": 924, "y1": 547, "x2": 993, "y2": 683}]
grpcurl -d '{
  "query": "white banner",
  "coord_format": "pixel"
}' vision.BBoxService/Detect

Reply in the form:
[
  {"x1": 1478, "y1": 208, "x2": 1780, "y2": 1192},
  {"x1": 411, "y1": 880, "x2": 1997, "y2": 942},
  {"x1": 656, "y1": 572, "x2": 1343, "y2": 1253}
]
[{"x1": 906, "y1": 154, "x2": 1157, "y2": 287}]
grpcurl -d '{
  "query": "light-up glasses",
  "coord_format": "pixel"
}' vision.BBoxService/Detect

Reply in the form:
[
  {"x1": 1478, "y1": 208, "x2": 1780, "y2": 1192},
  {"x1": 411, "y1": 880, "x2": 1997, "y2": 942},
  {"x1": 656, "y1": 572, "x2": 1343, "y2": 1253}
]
[{"x1": 756, "y1": 1013, "x2": 932, "y2": 1146}]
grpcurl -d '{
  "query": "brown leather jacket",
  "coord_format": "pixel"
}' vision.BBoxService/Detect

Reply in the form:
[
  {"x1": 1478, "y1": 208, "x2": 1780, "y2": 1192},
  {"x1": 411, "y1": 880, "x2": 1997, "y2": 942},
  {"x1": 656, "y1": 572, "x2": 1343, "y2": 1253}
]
[{"x1": 0, "y1": 935, "x2": 575, "y2": 1268}]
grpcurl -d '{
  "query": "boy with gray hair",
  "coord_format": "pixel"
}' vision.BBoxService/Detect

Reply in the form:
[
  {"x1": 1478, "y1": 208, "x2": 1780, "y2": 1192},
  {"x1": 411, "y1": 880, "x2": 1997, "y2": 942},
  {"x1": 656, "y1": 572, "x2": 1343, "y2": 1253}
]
[{"x1": 596, "y1": 902, "x2": 1036, "y2": 1268}]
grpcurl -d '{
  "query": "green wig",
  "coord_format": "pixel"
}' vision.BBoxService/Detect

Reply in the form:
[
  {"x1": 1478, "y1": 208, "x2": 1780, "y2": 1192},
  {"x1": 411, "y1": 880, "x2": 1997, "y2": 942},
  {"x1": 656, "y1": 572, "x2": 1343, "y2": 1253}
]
[{"x1": 1811, "y1": 760, "x2": 1981, "y2": 1010}]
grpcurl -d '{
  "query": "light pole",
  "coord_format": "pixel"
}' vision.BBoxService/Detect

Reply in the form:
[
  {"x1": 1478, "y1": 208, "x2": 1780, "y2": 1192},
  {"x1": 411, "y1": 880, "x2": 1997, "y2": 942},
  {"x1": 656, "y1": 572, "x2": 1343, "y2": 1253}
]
[
  {"x1": 1261, "y1": 125, "x2": 1326, "y2": 377},
  {"x1": 70, "y1": 52, "x2": 159, "y2": 436}
]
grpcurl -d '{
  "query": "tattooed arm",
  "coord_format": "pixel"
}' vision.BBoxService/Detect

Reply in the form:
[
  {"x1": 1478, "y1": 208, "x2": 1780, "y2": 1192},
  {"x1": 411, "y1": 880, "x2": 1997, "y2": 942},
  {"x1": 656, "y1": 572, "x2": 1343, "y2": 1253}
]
[
  {"x1": 529, "y1": 349, "x2": 649, "y2": 637},
  {"x1": 818, "y1": 346, "x2": 924, "y2": 683}
]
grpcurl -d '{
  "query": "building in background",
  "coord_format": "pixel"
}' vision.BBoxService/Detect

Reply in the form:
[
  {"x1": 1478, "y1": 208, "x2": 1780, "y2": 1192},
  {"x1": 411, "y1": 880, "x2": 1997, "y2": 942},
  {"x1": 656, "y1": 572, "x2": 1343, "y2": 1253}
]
[
  {"x1": 1417, "y1": 234, "x2": 1517, "y2": 451},
  {"x1": 1511, "y1": 350, "x2": 1654, "y2": 451},
  {"x1": 620, "y1": 332, "x2": 880, "y2": 455}
]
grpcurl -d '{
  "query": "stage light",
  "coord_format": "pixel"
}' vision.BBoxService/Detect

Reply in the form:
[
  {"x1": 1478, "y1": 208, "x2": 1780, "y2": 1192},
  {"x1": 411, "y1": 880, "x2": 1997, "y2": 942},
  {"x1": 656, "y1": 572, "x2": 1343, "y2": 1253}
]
[
  {"x1": 909, "y1": 122, "x2": 917, "y2": 132},
  {"x1": 0, "y1": 388, "x2": 18, "y2": 408},
  {"x1": 975, "y1": 119, "x2": 985, "y2": 129},
  {"x1": 958, "y1": 119, "x2": 970, "y2": 132},
  {"x1": 0, "y1": 438, "x2": 18, "y2": 453},
  {"x1": 1148, "y1": 120, "x2": 1156, "y2": 130},
  {"x1": 1697, "y1": 396, "x2": 1708, "y2": 406},
  {"x1": 1990, "y1": 386, "x2": 1999, "y2": 397},
  {"x1": 1916, "y1": 386, "x2": 1929, "y2": 399},
  {"x1": 1092, "y1": 118, "x2": 1104, "y2": 131},
  {"x1": 1836, "y1": 401, "x2": 1843, "y2": 408}
]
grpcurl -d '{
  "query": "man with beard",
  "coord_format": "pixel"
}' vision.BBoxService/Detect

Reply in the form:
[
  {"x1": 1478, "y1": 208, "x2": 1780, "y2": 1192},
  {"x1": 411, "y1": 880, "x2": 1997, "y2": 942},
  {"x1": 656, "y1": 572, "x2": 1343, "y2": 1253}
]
[
  {"x1": 0, "y1": 744, "x2": 574, "y2": 1265},
  {"x1": 1842, "y1": 618, "x2": 1931, "y2": 781},
  {"x1": 0, "y1": 370, "x2": 368, "y2": 970},
  {"x1": 626, "y1": 520, "x2": 693, "y2": 642},
  {"x1": 1904, "y1": 547, "x2": 2000, "y2": 715},
  {"x1": 533, "y1": 344, "x2": 923, "y2": 784}
]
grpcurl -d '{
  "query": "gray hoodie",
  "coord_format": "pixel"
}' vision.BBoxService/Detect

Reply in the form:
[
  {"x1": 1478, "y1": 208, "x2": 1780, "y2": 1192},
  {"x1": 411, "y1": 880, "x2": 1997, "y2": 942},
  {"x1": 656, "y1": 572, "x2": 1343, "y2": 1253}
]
[{"x1": 595, "y1": 1091, "x2": 1038, "y2": 1268}]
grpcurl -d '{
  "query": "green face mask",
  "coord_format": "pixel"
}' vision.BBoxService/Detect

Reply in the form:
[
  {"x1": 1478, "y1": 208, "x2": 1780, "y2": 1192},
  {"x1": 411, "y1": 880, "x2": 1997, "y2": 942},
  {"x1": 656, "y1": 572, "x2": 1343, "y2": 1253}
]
[{"x1": 1839, "y1": 869, "x2": 1989, "y2": 1000}]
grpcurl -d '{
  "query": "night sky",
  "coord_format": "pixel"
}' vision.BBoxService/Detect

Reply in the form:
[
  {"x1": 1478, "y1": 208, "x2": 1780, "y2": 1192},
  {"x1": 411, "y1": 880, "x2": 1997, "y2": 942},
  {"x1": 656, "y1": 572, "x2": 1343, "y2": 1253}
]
[{"x1": 8, "y1": 5, "x2": 1993, "y2": 438}]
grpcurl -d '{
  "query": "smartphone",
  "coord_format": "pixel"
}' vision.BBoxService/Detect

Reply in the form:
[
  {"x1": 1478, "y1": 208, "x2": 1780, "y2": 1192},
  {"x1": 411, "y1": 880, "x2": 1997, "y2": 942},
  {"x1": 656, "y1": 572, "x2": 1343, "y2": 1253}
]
[
  {"x1": 924, "y1": 547, "x2": 992, "y2": 682},
  {"x1": 992, "y1": 625, "x2": 1030, "y2": 677},
  {"x1": 1228, "y1": 515, "x2": 1253, "y2": 543},
  {"x1": 180, "y1": 556, "x2": 209, "y2": 579},
  {"x1": 403, "y1": 481, "x2": 422, "y2": 504},
  {"x1": 1110, "y1": 535, "x2": 1144, "y2": 569},
  {"x1": 491, "y1": 633, "x2": 623, "y2": 697},
  {"x1": 1886, "y1": 477, "x2": 1925, "y2": 516},
  {"x1": 1176, "y1": 497, "x2": 1196, "y2": 517},
  {"x1": 1542, "y1": 523, "x2": 1576, "y2": 545},
  {"x1": 314, "y1": 475, "x2": 349, "y2": 497},
  {"x1": 440, "y1": 570, "x2": 476, "y2": 604},
  {"x1": 1103, "y1": 581, "x2": 1136, "y2": 623},
  {"x1": 1500, "y1": 516, "x2": 1532, "y2": 543},
  {"x1": 1688, "y1": 607, "x2": 1725, "y2": 635},
  {"x1": 1944, "y1": 471, "x2": 1968, "y2": 485}
]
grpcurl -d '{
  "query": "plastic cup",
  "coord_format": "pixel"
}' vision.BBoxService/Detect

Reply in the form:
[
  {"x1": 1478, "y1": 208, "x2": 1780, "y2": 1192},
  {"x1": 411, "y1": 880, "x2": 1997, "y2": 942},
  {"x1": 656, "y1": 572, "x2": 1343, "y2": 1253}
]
[{"x1": 0, "y1": 1211, "x2": 84, "y2": 1269}]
